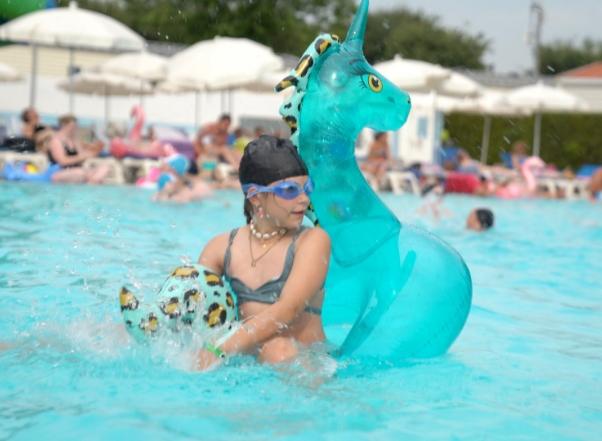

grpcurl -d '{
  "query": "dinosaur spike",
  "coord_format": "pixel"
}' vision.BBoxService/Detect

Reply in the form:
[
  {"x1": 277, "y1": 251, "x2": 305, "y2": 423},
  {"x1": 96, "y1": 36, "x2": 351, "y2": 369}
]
[{"x1": 345, "y1": 0, "x2": 369, "y2": 46}]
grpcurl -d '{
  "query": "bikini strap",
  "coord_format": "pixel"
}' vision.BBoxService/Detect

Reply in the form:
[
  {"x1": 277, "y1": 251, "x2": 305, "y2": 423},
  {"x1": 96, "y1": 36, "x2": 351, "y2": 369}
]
[
  {"x1": 222, "y1": 228, "x2": 239, "y2": 278},
  {"x1": 279, "y1": 226, "x2": 310, "y2": 281},
  {"x1": 291, "y1": 225, "x2": 309, "y2": 250}
]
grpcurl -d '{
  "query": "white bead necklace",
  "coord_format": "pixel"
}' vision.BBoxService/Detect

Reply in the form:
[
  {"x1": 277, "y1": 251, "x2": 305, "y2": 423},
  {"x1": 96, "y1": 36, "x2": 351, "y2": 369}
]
[{"x1": 249, "y1": 219, "x2": 286, "y2": 241}]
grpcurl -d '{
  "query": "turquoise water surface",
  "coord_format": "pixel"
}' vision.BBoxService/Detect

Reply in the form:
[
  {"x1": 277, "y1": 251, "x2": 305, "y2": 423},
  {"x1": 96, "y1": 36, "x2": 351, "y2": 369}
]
[{"x1": 1, "y1": 182, "x2": 601, "y2": 440}]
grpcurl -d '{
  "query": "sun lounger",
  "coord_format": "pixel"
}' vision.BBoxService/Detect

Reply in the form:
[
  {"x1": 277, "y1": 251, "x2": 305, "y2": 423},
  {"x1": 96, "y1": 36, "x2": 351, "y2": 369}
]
[
  {"x1": 0, "y1": 151, "x2": 49, "y2": 171},
  {"x1": 537, "y1": 177, "x2": 588, "y2": 199},
  {"x1": 121, "y1": 158, "x2": 161, "y2": 184},
  {"x1": 83, "y1": 157, "x2": 125, "y2": 185}
]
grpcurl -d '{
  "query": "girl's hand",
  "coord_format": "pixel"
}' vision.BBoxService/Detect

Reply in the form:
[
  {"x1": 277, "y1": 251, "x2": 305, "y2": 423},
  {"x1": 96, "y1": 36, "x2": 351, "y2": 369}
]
[{"x1": 196, "y1": 349, "x2": 221, "y2": 371}]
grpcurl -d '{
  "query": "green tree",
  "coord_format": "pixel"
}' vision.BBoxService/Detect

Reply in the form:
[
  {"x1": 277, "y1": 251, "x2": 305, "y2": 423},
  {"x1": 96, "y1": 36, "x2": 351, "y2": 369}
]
[
  {"x1": 60, "y1": 0, "x2": 486, "y2": 69},
  {"x1": 445, "y1": 113, "x2": 602, "y2": 169},
  {"x1": 364, "y1": 9, "x2": 488, "y2": 68},
  {"x1": 539, "y1": 39, "x2": 602, "y2": 74},
  {"x1": 65, "y1": 0, "x2": 355, "y2": 56}
]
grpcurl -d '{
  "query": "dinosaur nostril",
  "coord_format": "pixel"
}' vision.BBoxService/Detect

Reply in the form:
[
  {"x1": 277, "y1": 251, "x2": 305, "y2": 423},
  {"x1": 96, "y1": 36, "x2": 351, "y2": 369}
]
[
  {"x1": 407, "y1": 98, "x2": 411, "y2": 104},
  {"x1": 388, "y1": 97, "x2": 395, "y2": 104}
]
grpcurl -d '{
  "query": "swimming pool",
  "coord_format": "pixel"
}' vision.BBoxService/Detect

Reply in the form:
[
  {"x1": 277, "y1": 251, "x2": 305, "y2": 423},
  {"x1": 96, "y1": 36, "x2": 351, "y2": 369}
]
[{"x1": 1, "y1": 182, "x2": 601, "y2": 440}]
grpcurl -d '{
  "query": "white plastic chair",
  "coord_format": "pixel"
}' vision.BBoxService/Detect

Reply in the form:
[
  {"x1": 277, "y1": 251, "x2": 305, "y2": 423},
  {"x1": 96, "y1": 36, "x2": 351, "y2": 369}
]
[{"x1": 385, "y1": 171, "x2": 421, "y2": 195}]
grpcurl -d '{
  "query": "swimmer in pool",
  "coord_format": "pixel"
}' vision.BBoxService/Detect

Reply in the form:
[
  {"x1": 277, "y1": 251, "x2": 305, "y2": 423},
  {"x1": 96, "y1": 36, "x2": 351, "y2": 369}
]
[
  {"x1": 466, "y1": 208, "x2": 495, "y2": 232},
  {"x1": 196, "y1": 135, "x2": 331, "y2": 370}
]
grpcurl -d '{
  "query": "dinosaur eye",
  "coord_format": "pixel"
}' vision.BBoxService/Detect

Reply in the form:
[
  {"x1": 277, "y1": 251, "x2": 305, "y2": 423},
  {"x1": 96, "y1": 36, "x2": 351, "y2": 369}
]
[{"x1": 367, "y1": 74, "x2": 383, "y2": 92}]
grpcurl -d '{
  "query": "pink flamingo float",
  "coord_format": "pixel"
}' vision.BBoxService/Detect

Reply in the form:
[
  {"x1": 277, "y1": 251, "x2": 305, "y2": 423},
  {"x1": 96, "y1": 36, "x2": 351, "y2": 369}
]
[
  {"x1": 495, "y1": 156, "x2": 545, "y2": 199},
  {"x1": 110, "y1": 106, "x2": 175, "y2": 159}
]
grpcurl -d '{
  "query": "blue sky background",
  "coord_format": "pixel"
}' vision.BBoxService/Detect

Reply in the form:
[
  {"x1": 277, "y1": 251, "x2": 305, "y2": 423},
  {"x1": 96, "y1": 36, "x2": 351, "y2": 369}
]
[{"x1": 370, "y1": 0, "x2": 602, "y2": 73}]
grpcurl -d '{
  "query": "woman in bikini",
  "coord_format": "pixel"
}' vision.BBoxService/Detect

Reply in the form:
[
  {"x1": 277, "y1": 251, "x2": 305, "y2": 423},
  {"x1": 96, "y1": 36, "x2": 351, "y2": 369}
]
[
  {"x1": 196, "y1": 135, "x2": 331, "y2": 370},
  {"x1": 46, "y1": 115, "x2": 109, "y2": 184}
]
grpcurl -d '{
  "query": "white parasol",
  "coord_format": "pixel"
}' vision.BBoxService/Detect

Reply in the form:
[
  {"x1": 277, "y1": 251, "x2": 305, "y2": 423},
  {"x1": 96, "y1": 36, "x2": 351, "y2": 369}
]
[{"x1": 0, "y1": 1, "x2": 145, "y2": 111}]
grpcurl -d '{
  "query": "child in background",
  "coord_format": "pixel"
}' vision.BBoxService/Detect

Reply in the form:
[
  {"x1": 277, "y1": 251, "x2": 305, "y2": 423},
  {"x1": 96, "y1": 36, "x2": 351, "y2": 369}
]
[
  {"x1": 155, "y1": 154, "x2": 213, "y2": 203},
  {"x1": 466, "y1": 208, "x2": 495, "y2": 231}
]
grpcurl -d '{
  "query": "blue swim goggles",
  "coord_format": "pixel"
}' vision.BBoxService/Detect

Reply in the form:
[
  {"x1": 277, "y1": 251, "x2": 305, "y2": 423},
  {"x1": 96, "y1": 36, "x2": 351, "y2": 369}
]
[{"x1": 243, "y1": 177, "x2": 314, "y2": 200}]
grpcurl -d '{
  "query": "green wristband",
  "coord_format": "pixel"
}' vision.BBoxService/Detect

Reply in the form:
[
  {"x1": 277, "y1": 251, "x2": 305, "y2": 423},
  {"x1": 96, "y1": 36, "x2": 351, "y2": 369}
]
[{"x1": 205, "y1": 343, "x2": 226, "y2": 359}]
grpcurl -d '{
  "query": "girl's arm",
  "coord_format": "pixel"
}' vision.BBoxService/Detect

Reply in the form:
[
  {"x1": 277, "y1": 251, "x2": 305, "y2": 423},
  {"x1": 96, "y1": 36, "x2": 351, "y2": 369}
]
[
  {"x1": 218, "y1": 228, "x2": 331, "y2": 356},
  {"x1": 197, "y1": 232, "x2": 230, "y2": 276}
]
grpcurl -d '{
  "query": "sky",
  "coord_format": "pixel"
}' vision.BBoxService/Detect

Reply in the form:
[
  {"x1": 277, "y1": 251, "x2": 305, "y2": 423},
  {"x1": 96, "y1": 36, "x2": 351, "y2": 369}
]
[{"x1": 370, "y1": 0, "x2": 602, "y2": 73}]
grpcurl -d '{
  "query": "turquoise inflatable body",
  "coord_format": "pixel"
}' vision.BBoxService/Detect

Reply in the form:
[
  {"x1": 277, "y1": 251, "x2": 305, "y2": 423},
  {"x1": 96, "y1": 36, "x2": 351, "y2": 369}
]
[{"x1": 277, "y1": 0, "x2": 472, "y2": 359}]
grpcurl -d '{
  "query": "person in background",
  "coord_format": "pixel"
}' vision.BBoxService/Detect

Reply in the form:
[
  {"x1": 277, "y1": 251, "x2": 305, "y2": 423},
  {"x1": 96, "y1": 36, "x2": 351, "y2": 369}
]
[
  {"x1": 194, "y1": 114, "x2": 240, "y2": 169},
  {"x1": 466, "y1": 208, "x2": 495, "y2": 231},
  {"x1": 2, "y1": 107, "x2": 49, "y2": 152},
  {"x1": 588, "y1": 167, "x2": 602, "y2": 201},
  {"x1": 154, "y1": 154, "x2": 213, "y2": 203},
  {"x1": 232, "y1": 127, "x2": 252, "y2": 155},
  {"x1": 254, "y1": 126, "x2": 265, "y2": 139},
  {"x1": 361, "y1": 131, "x2": 391, "y2": 183},
  {"x1": 457, "y1": 149, "x2": 481, "y2": 175},
  {"x1": 510, "y1": 141, "x2": 529, "y2": 170},
  {"x1": 46, "y1": 115, "x2": 109, "y2": 184},
  {"x1": 21, "y1": 107, "x2": 46, "y2": 143}
]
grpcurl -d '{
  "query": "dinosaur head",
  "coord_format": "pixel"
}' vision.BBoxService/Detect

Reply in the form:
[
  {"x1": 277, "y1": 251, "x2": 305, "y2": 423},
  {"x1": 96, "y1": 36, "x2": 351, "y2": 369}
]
[
  {"x1": 278, "y1": 0, "x2": 411, "y2": 146},
  {"x1": 322, "y1": 0, "x2": 410, "y2": 131}
]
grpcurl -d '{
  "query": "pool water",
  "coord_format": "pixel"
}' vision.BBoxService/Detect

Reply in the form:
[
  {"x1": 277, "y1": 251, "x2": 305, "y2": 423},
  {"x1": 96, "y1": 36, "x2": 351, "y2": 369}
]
[{"x1": 1, "y1": 182, "x2": 601, "y2": 440}]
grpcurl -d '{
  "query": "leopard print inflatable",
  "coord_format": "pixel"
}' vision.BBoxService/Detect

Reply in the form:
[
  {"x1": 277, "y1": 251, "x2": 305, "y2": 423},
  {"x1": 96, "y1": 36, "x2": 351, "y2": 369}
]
[{"x1": 120, "y1": 264, "x2": 237, "y2": 343}]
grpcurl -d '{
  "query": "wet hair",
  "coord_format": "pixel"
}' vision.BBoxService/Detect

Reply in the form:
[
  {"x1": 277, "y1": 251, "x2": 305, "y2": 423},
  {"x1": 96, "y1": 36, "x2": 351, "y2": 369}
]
[
  {"x1": 218, "y1": 113, "x2": 231, "y2": 122},
  {"x1": 475, "y1": 208, "x2": 494, "y2": 230},
  {"x1": 239, "y1": 135, "x2": 309, "y2": 224},
  {"x1": 374, "y1": 131, "x2": 387, "y2": 141}
]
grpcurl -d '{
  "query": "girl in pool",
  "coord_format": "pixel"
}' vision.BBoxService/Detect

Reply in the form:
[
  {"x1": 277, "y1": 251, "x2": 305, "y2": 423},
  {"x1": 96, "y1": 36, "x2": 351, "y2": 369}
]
[{"x1": 196, "y1": 135, "x2": 331, "y2": 370}]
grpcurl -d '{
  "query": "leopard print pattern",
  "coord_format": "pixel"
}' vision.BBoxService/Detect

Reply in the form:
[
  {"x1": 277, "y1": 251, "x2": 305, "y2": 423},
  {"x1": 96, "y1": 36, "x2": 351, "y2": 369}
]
[
  {"x1": 275, "y1": 33, "x2": 340, "y2": 227},
  {"x1": 276, "y1": 33, "x2": 340, "y2": 148},
  {"x1": 120, "y1": 264, "x2": 238, "y2": 343}
]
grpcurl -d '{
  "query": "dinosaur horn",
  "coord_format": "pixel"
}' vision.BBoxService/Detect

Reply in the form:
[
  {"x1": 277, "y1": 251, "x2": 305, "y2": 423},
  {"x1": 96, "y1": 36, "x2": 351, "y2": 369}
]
[{"x1": 345, "y1": 0, "x2": 369, "y2": 46}]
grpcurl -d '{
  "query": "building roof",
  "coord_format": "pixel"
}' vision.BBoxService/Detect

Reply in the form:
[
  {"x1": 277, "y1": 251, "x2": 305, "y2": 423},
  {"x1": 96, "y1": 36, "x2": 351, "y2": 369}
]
[
  {"x1": 558, "y1": 61, "x2": 602, "y2": 78},
  {"x1": 458, "y1": 69, "x2": 553, "y2": 89}
]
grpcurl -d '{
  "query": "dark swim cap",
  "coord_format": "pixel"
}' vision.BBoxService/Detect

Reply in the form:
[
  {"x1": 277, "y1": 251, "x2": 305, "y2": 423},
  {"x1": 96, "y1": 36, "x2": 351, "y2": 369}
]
[
  {"x1": 239, "y1": 135, "x2": 308, "y2": 186},
  {"x1": 476, "y1": 208, "x2": 494, "y2": 229}
]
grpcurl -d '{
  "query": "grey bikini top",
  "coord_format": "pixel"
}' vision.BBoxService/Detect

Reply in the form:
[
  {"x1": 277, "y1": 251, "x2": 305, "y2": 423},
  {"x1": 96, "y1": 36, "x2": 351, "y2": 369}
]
[{"x1": 223, "y1": 226, "x2": 321, "y2": 316}]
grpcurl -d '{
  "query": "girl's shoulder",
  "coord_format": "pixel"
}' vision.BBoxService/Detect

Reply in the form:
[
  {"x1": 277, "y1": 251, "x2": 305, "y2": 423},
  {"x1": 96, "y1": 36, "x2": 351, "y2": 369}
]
[
  {"x1": 198, "y1": 227, "x2": 245, "y2": 273},
  {"x1": 205, "y1": 228, "x2": 242, "y2": 251},
  {"x1": 296, "y1": 226, "x2": 330, "y2": 251}
]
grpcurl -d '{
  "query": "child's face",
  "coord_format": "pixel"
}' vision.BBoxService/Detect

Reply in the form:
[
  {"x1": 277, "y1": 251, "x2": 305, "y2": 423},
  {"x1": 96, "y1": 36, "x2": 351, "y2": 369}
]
[{"x1": 255, "y1": 175, "x2": 311, "y2": 230}]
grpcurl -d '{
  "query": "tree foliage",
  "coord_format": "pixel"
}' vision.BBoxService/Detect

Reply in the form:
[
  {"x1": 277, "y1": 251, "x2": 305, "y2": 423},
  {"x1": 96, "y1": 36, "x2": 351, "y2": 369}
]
[
  {"x1": 445, "y1": 113, "x2": 602, "y2": 169},
  {"x1": 539, "y1": 39, "x2": 602, "y2": 74},
  {"x1": 64, "y1": 0, "x2": 355, "y2": 56},
  {"x1": 364, "y1": 9, "x2": 488, "y2": 68},
  {"x1": 60, "y1": 0, "x2": 486, "y2": 68}
]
